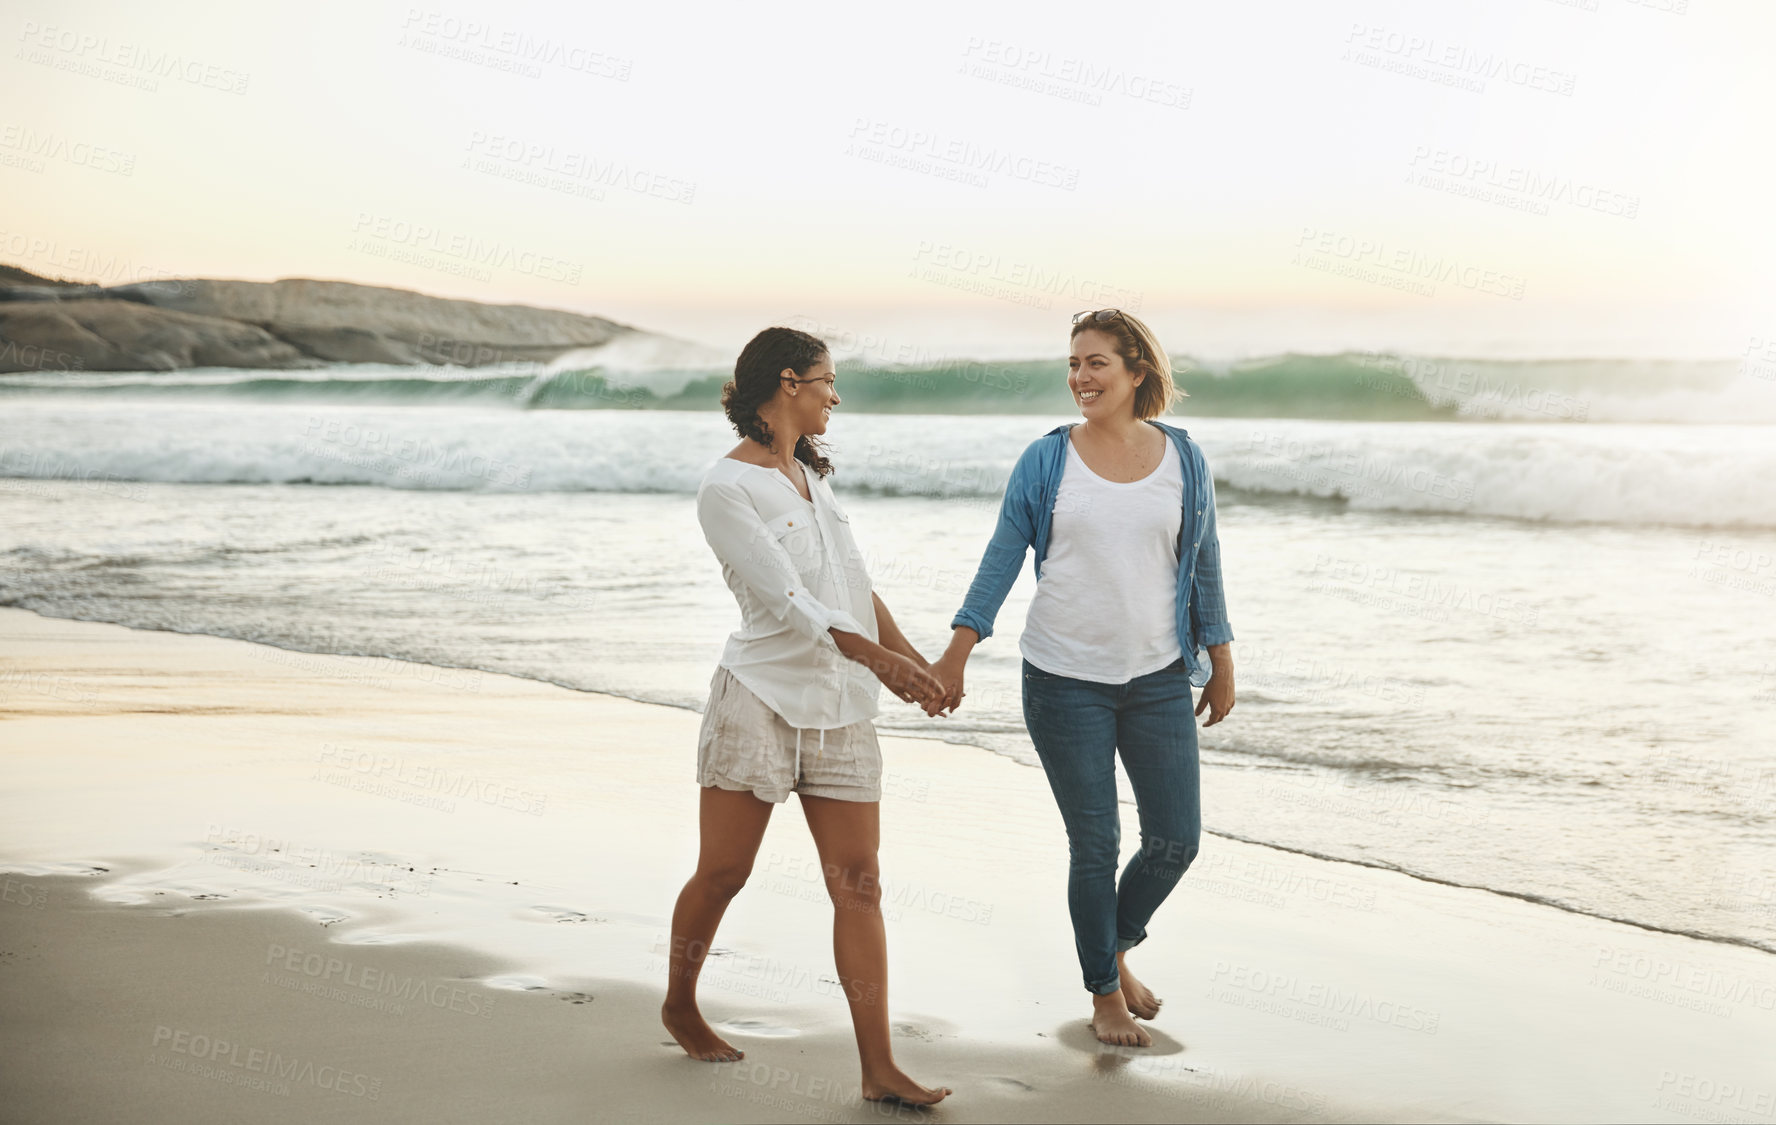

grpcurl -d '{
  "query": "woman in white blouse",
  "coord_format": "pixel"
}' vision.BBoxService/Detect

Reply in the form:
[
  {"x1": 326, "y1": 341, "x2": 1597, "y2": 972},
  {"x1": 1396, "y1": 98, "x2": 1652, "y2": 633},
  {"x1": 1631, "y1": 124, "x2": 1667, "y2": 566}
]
[{"x1": 663, "y1": 326, "x2": 951, "y2": 1107}]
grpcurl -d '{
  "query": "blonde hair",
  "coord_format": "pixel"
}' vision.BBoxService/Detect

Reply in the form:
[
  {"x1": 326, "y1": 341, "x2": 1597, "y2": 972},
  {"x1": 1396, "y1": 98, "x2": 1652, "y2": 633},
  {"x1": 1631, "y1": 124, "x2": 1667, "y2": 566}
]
[{"x1": 1069, "y1": 310, "x2": 1183, "y2": 420}]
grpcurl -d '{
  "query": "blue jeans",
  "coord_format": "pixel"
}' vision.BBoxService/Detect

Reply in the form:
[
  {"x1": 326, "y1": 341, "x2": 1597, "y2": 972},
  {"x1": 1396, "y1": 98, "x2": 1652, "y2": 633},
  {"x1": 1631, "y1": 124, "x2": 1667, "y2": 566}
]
[{"x1": 1021, "y1": 657, "x2": 1201, "y2": 996}]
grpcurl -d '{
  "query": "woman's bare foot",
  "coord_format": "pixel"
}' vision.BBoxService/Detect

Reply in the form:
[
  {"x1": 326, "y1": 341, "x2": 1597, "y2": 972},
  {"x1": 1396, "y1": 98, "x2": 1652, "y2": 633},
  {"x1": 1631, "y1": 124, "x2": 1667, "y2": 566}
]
[
  {"x1": 661, "y1": 1002, "x2": 743, "y2": 1062},
  {"x1": 861, "y1": 1066, "x2": 951, "y2": 1106},
  {"x1": 1116, "y1": 952, "x2": 1162, "y2": 1020},
  {"x1": 1090, "y1": 989, "x2": 1153, "y2": 1047}
]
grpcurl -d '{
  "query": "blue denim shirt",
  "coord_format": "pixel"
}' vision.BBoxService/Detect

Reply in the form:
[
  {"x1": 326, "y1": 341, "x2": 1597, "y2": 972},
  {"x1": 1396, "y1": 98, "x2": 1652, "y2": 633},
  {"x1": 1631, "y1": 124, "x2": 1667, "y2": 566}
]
[{"x1": 951, "y1": 420, "x2": 1233, "y2": 687}]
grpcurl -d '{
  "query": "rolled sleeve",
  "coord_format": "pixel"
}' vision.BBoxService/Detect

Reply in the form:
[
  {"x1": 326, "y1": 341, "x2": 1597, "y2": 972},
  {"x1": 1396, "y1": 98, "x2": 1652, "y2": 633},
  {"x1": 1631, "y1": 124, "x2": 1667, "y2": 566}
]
[{"x1": 697, "y1": 481, "x2": 863, "y2": 649}]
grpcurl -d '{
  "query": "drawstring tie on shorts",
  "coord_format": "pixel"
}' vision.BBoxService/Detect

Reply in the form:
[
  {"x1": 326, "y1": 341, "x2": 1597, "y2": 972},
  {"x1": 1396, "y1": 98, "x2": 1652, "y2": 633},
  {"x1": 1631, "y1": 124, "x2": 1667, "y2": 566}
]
[{"x1": 793, "y1": 726, "x2": 829, "y2": 791}]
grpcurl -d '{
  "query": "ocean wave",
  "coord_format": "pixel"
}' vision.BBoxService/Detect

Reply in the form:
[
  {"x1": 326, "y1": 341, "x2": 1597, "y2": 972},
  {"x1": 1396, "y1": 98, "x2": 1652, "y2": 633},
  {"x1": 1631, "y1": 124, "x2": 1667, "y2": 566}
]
[
  {"x1": 4, "y1": 351, "x2": 1770, "y2": 422},
  {"x1": 3, "y1": 405, "x2": 1774, "y2": 528}
]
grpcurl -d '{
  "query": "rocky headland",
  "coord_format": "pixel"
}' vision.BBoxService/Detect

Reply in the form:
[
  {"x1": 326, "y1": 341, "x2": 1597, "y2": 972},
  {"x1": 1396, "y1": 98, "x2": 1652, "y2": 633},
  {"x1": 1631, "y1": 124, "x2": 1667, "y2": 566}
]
[{"x1": 0, "y1": 265, "x2": 639, "y2": 373}]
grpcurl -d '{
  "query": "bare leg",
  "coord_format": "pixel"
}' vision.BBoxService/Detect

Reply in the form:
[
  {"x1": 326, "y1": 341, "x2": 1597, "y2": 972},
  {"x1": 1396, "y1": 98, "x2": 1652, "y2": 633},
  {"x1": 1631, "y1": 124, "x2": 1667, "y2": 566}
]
[
  {"x1": 799, "y1": 795, "x2": 950, "y2": 1106},
  {"x1": 662, "y1": 786, "x2": 774, "y2": 1061},
  {"x1": 1117, "y1": 950, "x2": 1162, "y2": 1020}
]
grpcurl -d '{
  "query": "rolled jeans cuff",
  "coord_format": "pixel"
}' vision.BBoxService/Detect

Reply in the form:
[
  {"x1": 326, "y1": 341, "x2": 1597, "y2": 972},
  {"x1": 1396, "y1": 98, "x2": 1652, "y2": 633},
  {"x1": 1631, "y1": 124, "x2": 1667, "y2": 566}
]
[
  {"x1": 1088, "y1": 972, "x2": 1123, "y2": 996},
  {"x1": 1116, "y1": 931, "x2": 1146, "y2": 954}
]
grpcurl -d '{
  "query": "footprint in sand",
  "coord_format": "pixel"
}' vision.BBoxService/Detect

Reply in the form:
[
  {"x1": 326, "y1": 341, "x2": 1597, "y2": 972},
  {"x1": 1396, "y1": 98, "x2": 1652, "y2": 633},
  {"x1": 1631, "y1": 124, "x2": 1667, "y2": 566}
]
[
  {"x1": 891, "y1": 1018, "x2": 958, "y2": 1041},
  {"x1": 485, "y1": 975, "x2": 551, "y2": 992},
  {"x1": 987, "y1": 1077, "x2": 1037, "y2": 1092},
  {"x1": 528, "y1": 905, "x2": 601, "y2": 925},
  {"x1": 481, "y1": 976, "x2": 593, "y2": 1004},
  {"x1": 719, "y1": 1018, "x2": 799, "y2": 1038}
]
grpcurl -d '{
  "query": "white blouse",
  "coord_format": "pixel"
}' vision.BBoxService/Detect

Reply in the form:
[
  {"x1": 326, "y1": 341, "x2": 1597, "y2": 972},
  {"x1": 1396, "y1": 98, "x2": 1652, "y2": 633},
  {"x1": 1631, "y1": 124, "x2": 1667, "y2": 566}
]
[{"x1": 696, "y1": 456, "x2": 881, "y2": 732}]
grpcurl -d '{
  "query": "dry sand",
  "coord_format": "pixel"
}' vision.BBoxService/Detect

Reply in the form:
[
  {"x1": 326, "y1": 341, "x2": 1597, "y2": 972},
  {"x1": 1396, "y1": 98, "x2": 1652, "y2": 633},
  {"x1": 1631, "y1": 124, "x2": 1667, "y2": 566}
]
[{"x1": 3, "y1": 608, "x2": 1774, "y2": 1123}]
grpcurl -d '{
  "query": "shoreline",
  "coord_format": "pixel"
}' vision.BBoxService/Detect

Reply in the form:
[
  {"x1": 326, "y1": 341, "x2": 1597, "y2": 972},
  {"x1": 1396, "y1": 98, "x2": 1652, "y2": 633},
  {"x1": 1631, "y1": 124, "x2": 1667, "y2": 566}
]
[
  {"x1": 8, "y1": 603, "x2": 1770, "y2": 958},
  {"x1": 3, "y1": 607, "x2": 1775, "y2": 1122}
]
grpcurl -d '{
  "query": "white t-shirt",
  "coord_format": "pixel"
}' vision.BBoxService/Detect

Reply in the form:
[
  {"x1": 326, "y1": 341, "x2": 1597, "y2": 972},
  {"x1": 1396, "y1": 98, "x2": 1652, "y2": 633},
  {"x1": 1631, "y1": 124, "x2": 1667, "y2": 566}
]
[{"x1": 1019, "y1": 429, "x2": 1184, "y2": 684}]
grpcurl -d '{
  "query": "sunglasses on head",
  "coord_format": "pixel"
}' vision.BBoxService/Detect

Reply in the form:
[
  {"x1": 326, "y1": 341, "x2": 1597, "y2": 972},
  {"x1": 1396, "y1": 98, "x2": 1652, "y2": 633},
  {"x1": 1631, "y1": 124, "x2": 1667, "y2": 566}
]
[
  {"x1": 1072, "y1": 308, "x2": 1144, "y2": 358},
  {"x1": 1072, "y1": 308, "x2": 1126, "y2": 326}
]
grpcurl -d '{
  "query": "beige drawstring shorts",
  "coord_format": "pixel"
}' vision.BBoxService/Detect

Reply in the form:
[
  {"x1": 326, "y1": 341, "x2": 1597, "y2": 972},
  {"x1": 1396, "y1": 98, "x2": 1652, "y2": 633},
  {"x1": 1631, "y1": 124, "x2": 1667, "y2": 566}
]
[{"x1": 695, "y1": 665, "x2": 882, "y2": 804}]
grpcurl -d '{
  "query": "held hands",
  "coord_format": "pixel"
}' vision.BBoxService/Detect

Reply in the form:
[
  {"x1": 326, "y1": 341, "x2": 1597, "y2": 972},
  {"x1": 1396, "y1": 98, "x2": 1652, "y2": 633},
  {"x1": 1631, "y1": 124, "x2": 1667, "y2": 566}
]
[
  {"x1": 833, "y1": 618, "x2": 970, "y2": 717},
  {"x1": 868, "y1": 650, "x2": 948, "y2": 714},
  {"x1": 926, "y1": 627, "x2": 976, "y2": 717},
  {"x1": 929, "y1": 653, "x2": 966, "y2": 716}
]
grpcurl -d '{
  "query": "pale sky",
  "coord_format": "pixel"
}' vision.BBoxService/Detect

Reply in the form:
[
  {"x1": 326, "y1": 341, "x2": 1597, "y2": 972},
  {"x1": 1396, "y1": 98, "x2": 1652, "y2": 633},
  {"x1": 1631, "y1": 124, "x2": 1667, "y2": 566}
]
[{"x1": 4, "y1": 0, "x2": 1773, "y2": 359}]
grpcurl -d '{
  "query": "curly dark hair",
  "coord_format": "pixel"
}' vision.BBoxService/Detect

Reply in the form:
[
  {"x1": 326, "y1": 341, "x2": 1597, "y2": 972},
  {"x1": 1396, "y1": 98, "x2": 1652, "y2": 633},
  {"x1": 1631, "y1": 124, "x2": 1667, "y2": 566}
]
[{"x1": 721, "y1": 326, "x2": 834, "y2": 478}]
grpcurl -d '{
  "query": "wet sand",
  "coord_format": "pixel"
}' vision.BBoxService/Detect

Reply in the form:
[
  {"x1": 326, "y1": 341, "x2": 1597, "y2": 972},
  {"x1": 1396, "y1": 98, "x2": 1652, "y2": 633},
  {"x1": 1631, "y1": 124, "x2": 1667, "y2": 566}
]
[{"x1": 2, "y1": 608, "x2": 1773, "y2": 1123}]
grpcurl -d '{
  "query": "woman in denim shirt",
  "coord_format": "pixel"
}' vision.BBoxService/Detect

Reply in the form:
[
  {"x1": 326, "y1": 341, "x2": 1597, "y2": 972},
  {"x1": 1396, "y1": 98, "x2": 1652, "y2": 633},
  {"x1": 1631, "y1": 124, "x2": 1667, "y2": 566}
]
[{"x1": 932, "y1": 309, "x2": 1235, "y2": 1048}]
